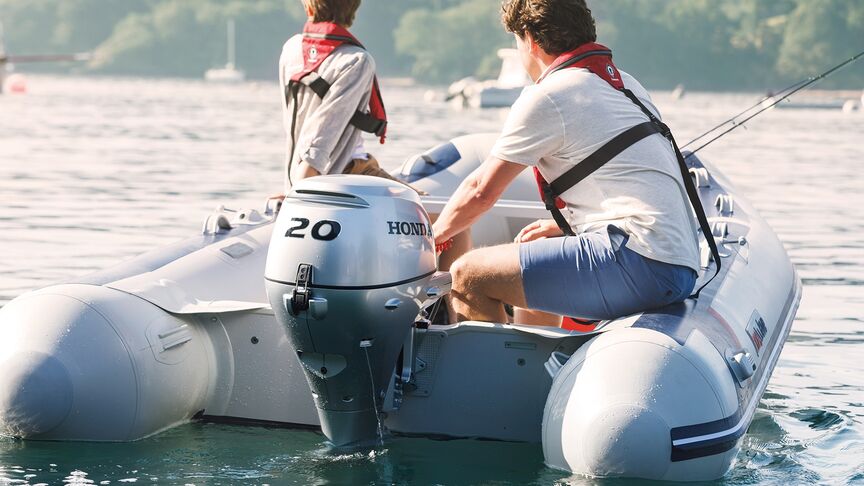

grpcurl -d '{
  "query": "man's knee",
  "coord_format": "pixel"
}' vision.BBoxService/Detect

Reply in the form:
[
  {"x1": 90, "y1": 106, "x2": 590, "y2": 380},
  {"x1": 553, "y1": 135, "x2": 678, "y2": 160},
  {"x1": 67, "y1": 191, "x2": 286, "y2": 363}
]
[
  {"x1": 448, "y1": 252, "x2": 476, "y2": 293},
  {"x1": 448, "y1": 245, "x2": 524, "y2": 302}
]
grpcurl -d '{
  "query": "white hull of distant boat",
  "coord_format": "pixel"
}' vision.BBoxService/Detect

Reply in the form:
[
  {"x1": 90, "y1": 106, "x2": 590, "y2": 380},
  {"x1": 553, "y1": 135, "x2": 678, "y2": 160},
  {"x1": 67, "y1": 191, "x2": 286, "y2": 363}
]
[
  {"x1": 204, "y1": 20, "x2": 245, "y2": 83},
  {"x1": 0, "y1": 134, "x2": 801, "y2": 481},
  {"x1": 448, "y1": 48, "x2": 529, "y2": 108},
  {"x1": 204, "y1": 65, "x2": 245, "y2": 83}
]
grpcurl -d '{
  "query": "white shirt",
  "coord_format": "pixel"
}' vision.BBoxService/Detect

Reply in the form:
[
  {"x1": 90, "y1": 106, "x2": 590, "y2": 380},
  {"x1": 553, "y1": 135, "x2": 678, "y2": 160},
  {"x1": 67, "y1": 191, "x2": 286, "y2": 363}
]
[
  {"x1": 491, "y1": 68, "x2": 700, "y2": 272},
  {"x1": 279, "y1": 34, "x2": 375, "y2": 190}
]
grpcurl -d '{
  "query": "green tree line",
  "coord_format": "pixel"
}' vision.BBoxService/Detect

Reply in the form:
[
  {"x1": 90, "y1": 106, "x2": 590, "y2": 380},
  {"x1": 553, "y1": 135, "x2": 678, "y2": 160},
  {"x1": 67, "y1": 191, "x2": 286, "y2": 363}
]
[{"x1": 1, "y1": 0, "x2": 862, "y2": 89}]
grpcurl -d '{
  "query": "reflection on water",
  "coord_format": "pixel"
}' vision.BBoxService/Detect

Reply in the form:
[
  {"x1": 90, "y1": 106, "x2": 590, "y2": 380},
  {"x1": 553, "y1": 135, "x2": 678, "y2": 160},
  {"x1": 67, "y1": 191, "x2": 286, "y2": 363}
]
[{"x1": 1, "y1": 75, "x2": 863, "y2": 485}]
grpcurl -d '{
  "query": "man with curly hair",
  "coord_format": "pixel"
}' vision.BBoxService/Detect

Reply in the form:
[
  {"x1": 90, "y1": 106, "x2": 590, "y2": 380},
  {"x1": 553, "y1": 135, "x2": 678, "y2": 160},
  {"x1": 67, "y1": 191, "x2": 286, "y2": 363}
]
[{"x1": 432, "y1": 0, "x2": 703, "y2": 326}]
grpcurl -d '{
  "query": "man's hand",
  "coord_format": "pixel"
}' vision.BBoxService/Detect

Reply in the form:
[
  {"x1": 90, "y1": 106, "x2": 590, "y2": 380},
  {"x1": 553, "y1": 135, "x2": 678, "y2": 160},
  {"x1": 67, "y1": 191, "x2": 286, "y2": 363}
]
[{"x1": 515, "y1": 219, "x2": 564, "y2": 243}]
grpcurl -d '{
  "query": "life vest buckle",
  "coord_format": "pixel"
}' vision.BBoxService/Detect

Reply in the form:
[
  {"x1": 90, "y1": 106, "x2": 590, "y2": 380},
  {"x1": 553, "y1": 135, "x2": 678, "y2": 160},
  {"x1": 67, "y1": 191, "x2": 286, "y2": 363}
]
[
  {"x1": 374, "y1": 120, "x2": 388, "y2": 138},
  {"x1": 655, "y1": 121, "x2": 672, "y2": 138},
  {"x1": 540, "y1": 184, "x2": 558, "y2": 211}
]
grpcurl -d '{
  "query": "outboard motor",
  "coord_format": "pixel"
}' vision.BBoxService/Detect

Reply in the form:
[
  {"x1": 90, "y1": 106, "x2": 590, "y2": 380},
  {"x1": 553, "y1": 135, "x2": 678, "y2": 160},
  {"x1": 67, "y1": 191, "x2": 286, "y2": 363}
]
[{"x1": 265, "y1": 175, "x2": 442, "y2": 446}]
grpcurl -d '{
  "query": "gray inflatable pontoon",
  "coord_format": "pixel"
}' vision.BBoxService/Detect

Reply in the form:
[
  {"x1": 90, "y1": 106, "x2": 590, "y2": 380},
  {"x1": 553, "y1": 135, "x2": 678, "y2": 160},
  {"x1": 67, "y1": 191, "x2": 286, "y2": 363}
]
[{"x1": 0, "y1": 134, "x2": 801, "y2": 481}]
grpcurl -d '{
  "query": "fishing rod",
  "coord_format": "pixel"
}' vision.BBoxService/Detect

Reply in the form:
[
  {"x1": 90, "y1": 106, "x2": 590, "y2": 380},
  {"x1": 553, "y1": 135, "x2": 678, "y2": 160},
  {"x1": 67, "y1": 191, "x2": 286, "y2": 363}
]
[
  {"x1": 683, "y1": 48, "x2": 864, "y2": 157},
  {"x1": 679, "y1": 77, "x2": 808, "y2": 150}
]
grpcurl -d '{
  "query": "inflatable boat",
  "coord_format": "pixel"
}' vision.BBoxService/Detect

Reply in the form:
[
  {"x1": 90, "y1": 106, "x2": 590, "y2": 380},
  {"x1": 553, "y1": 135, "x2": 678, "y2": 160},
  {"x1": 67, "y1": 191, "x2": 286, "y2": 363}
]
[{"x1": 0, "y1": 134, "x2": 801, "y2": 481}]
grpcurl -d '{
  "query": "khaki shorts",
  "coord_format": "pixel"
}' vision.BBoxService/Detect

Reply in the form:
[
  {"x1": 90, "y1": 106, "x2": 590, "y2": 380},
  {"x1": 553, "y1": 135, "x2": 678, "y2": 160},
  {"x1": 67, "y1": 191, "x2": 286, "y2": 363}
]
[{"x1": 343, "y1": 155, "x2": 426, "y2": 194}]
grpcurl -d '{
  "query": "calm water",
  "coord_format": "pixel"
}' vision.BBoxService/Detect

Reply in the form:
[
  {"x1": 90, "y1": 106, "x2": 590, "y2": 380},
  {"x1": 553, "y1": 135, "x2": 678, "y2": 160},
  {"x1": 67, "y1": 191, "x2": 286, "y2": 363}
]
[{"x1": 0, "y1": 75, "x2": 862, "y2": 485}]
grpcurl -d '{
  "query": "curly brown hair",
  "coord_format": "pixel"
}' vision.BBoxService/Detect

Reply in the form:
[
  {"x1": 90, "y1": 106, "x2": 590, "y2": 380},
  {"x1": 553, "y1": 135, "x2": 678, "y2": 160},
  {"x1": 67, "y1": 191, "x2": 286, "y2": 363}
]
[
  {"x1": 501, "y1": 0, "x2": 596, "y2": 55},
  {"x1": 305, "y1": 0, "x2": 361, "y2": 27}
]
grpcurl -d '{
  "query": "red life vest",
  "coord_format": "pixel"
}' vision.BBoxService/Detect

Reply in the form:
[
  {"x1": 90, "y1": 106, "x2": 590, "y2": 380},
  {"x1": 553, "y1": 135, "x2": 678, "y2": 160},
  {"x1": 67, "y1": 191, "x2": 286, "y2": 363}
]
[{"x1": 286, "y1": 22, "x2": 388, "y2": 144}]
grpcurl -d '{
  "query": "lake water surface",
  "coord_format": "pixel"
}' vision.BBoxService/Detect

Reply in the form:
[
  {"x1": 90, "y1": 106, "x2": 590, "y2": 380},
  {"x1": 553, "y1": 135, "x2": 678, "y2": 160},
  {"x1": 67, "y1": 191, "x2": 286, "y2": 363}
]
[{"x1": 0, "y1": 75, "x2": 862, "y2": 485}]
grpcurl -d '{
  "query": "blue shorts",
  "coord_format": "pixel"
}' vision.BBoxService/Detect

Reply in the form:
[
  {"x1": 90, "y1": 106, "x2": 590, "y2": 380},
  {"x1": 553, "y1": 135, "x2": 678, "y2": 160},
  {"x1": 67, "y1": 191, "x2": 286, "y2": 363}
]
[{"x1": 518, "y1": 227, "x2": 697, "y2": 320}]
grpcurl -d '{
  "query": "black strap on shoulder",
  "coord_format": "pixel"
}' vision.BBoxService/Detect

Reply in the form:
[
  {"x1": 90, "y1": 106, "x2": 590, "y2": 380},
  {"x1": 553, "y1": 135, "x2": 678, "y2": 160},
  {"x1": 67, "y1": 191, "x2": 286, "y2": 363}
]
[
  {"x1": 287, "y1": 72, "x2": 331, "y2": 100},
  {"x1": 540, "y1": 121, "x2": 659, "y2": 237},
  {"x1": 671, "y1": 135, "x2": 721, "y2": 297},
  {"x1": 539, "y1": 183, "x2": 577, "y2": 237},
  {"x1": 543, "y1": 88, "x2": 722, "y2": 297},
  {"x1": 284, "y1": 71, "x2": 385, "y2": 140},
  {"x1": 303, "y1": 72, "x2": 332, "y2": 98},
  {"x1": 619, "y1": 90, "x2": 721, "y2": 297},
  {"x1": 549, "y1": 121, "x2": 660, "y2": 196}
]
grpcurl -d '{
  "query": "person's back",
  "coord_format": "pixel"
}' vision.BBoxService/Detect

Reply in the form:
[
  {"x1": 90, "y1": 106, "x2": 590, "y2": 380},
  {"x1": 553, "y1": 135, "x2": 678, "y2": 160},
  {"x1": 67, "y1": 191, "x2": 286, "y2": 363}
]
[
  {"x1": 491, "y1": 67, "x2": 700, "y2": 271},
  {"x1": 279, "y1": 0, "x2": 397, "y2": 192},
  {"x1": 279, "y1": 30, "x2": 375, "y2": 185}
]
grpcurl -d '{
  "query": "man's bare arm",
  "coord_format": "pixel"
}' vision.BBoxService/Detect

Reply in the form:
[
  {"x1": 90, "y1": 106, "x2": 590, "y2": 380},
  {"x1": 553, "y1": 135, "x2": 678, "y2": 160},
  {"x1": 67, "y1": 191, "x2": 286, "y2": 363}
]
[{"x1": 432, "y1": 156, "x2": 527, "y2": 244}]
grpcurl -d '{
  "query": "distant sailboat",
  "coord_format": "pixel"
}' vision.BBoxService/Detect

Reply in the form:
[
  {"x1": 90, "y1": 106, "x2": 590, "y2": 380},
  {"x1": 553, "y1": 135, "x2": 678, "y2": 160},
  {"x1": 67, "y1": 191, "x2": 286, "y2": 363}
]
[{"x1": 205, "y1": 19, "x2": 245, "y2": 83}]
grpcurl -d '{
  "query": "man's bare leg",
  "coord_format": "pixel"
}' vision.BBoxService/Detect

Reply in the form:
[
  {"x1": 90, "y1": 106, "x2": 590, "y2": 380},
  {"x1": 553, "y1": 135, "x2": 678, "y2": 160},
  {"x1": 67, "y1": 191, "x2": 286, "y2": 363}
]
[
  {"x1": 512, "y1": 308, "x2": 562, "y2": 327},
  {"x1": 437, "y1": 229, "x2": 471, "y2": 272},
  {"x1": 428, "y1": 213, "x2": 471, "y2": 272},
  {"x1": 448, "y1": 243, "x2": 528, "y2": 323},
  {"x1": 428, "y1": 213, "x2": 471, "y2": 321}
]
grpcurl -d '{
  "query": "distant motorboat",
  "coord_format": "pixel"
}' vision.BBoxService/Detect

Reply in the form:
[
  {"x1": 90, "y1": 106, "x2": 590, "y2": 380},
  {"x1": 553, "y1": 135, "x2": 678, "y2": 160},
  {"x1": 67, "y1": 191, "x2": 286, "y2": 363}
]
[
  {"x1": 842, "y1": 99, "x2": 861, "y2": 113},
  {"x1": 447, "y1": 48, "x2": 530, "y2": 108},
  {"x1": 205, "y1": 20, "x2": 245, "y2": 83}
]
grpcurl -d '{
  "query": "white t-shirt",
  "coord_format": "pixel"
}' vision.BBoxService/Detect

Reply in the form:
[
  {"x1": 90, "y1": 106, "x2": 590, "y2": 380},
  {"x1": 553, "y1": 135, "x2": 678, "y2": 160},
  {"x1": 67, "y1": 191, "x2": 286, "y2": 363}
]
[{"x1": 491, "y1": 68, "x2": 700, "y2": 272}]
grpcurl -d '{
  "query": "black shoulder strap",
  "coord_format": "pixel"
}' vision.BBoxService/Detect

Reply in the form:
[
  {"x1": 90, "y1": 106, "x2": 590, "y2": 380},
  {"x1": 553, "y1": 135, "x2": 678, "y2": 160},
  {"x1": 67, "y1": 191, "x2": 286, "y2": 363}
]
[
  {"x1": 669, "y1": 132, "x2": 722, "y2": 297},
  {"x1": 301, "y1": 72, "x2": 332, "y2": 98},
  {"x1": 540, "y1": 121, "x2": 659, "y2": 236},
  {"x1": 284, "y1": 72, "x2": 385, "y2": 139},
  {"x1": 549, "y1": 121, "x2": 660, "y2": 196},
  {"x1": 619, "y1": 89, "x2": 721, "y2": 298},
  {"x1": 543, "y1": 88, "x2": 722, "y2": 297}
]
